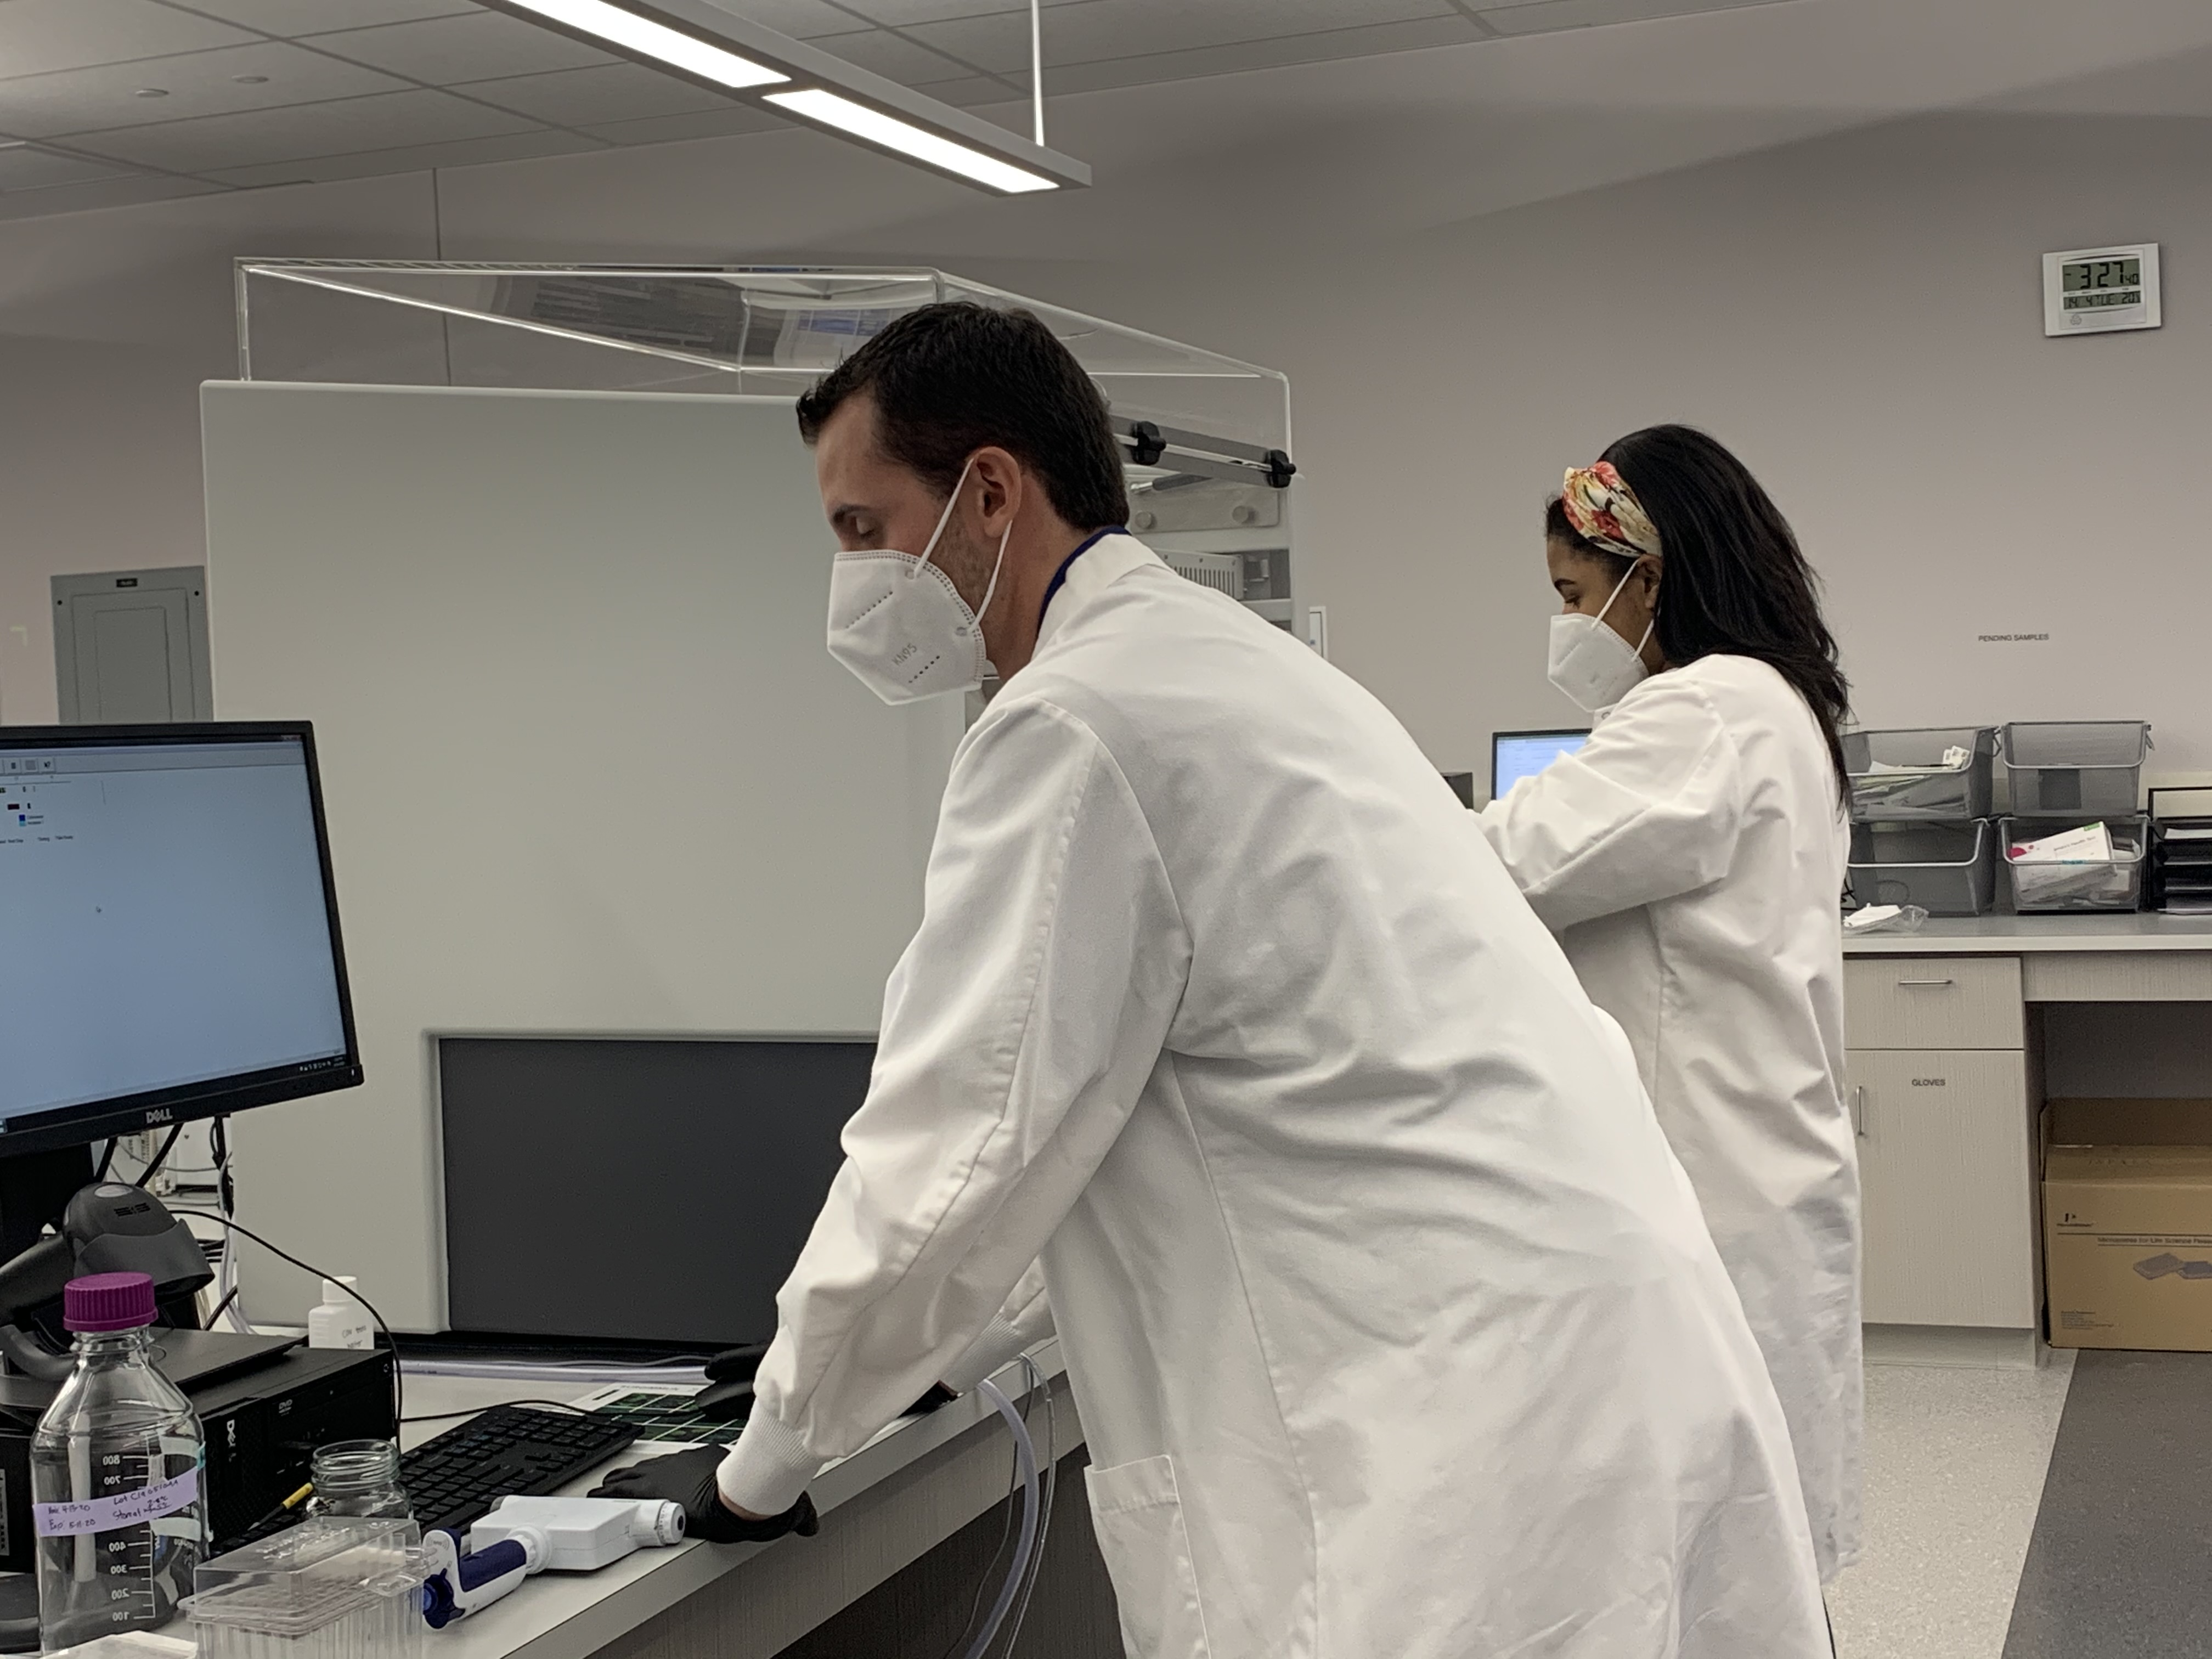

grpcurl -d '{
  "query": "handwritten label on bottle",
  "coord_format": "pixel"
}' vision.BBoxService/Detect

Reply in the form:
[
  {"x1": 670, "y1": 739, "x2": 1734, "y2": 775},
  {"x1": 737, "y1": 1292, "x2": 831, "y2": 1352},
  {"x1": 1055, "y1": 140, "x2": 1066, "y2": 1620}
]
[{"x1": 33, "y1": 1468, "x2": 199, "y2": 1538}]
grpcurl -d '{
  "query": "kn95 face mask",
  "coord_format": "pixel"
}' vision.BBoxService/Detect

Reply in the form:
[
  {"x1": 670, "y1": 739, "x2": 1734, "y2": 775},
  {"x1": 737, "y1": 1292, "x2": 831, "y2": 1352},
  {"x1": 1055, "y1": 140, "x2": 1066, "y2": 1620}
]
[
  {"x1": 1546, "y1": 558, "x2": 1652, "y2": 713},
  {"x1": 826, "y1": 456, "x2": 1013, "y2": 705}
]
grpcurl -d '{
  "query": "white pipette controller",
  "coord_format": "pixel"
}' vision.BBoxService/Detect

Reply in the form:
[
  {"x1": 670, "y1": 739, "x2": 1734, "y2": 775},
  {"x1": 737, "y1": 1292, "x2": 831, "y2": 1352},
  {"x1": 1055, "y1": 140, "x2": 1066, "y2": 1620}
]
[{"x1": 421, "y1": 1496, "x2": 685, "y2": 1628}]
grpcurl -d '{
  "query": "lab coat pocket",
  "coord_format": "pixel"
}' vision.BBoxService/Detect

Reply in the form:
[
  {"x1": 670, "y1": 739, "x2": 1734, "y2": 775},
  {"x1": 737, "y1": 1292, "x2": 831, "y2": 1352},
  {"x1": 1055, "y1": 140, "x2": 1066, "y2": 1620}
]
[{"x1": 1084, "y1": 1453, "x2": 1212, "y2": 1659}]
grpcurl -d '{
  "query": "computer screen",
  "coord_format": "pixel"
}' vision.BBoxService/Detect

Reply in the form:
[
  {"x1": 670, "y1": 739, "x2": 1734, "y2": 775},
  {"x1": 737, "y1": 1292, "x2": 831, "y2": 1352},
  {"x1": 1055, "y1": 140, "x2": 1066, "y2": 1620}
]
[
  {"x1": 439, "y1": 1036, "x2": 876, "y2": 1350},
  {"x1": 1491, "y1": 728, "x2": 1590, "y2": 800},
  {"x1": 0, "y1": 724, "x2": 359, "y2": 1152}
]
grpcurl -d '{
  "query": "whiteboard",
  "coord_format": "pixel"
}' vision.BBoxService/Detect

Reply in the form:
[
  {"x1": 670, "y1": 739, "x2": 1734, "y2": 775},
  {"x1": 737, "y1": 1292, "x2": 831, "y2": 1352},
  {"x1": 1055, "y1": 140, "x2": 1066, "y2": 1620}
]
[{"x1": 200, "y1": 383, "x2": 962, "y2": 1328}]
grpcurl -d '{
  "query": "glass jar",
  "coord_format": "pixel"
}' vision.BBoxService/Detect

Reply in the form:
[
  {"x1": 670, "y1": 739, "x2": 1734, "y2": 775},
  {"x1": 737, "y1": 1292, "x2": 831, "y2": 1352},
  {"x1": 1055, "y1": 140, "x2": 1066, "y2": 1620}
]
[
  {"x1": 306, "y1": 1440, "x2": 408, "y2": 1520},
  {"x1": 31, "y1": 1273, "x2": 205, "y2": 1651}
]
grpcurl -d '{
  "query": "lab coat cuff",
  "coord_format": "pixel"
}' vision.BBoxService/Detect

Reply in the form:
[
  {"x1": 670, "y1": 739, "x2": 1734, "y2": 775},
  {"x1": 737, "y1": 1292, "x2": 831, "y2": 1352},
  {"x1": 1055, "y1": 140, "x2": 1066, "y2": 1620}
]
[
  {"x1": 940, "y1": 1312, "x2": 1025, "y2": 1394},
  {"x1": 718, "y1": 1410, "x2": 823, "y2": 1518}
]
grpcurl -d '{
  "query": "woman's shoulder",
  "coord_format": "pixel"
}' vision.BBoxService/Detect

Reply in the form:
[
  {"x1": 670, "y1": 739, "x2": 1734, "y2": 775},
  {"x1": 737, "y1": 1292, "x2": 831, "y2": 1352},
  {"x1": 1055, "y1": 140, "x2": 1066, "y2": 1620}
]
[{"x1": 1669, "y1": 652, "x2": 1798, "y2": 709}]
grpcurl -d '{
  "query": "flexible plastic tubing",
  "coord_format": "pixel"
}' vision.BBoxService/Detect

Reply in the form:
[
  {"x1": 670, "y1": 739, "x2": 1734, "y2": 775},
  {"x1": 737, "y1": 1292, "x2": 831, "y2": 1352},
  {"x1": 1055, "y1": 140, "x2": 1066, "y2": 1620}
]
[{"x1": 962, "y1": 1379, "x2": 1041, "y2": 1659}]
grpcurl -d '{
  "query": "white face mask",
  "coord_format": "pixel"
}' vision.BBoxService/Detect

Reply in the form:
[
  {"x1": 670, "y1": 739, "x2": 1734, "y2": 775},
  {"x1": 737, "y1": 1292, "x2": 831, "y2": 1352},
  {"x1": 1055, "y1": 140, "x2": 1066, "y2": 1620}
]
[
  {"x1": 825, "y1": 456, "x2": 1013, "y2": 706},
  {"x1": 1545, "y1": 558, "x2": 1654, "y2": 713}
]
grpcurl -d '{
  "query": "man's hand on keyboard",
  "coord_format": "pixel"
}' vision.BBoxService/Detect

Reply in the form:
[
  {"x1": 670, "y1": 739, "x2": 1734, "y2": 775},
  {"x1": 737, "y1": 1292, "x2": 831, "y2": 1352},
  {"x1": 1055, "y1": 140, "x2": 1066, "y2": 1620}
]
[{"x1": 588, "y1": 1444, "x2": 818, "y2": 1544}]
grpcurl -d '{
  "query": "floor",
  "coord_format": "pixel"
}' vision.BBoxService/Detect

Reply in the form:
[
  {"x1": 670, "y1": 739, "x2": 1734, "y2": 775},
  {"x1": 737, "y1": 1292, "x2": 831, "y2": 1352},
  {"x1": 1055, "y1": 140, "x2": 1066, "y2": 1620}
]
[
  {"x1": 1827, "y1": 1350, "x2": 2074, "y2": 1658},
  {"x1": 1830, "y1": 1346, "x2": 2212, "y2": 1658}
]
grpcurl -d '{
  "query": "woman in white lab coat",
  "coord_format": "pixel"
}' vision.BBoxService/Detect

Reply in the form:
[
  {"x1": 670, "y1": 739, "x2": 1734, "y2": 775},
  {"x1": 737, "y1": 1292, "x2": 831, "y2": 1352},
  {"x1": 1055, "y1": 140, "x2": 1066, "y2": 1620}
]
[{"x1": 1477, "y1": 425, "x2": 1862, "y2": 1583}]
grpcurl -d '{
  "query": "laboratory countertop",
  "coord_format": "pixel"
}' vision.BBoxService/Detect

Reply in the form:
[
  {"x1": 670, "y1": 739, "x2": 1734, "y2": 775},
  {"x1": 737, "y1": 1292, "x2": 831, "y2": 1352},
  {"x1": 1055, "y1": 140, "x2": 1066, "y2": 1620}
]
[
  {"x1": 1843, "y1": 913, "x2": 2212, "y2": 955},
  {"x1": 406, "y1": 1346, "x2": 1071, "y2": 1659}
]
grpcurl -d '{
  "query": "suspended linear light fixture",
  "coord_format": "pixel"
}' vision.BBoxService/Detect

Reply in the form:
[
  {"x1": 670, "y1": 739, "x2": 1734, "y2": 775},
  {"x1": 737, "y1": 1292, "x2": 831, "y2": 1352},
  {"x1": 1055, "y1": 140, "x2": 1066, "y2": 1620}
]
[{"x1": 483, "y1": 0, "x2": 1089, "y2": 194}]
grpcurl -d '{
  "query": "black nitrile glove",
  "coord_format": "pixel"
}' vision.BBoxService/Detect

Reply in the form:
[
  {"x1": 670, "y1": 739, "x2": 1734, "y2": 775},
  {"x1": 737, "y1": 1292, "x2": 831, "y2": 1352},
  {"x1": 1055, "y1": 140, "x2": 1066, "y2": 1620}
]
[{"x1": 588, "y1": 1444, "x2": 819, "y2": 1544}]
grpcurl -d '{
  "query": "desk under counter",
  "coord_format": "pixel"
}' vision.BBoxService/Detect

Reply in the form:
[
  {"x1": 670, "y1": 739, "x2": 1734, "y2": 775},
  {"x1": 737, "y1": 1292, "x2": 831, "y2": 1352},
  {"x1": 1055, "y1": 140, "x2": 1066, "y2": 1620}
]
[{"x1": 1843, "y1": 915, "x2": 2212, "y2": 1363}]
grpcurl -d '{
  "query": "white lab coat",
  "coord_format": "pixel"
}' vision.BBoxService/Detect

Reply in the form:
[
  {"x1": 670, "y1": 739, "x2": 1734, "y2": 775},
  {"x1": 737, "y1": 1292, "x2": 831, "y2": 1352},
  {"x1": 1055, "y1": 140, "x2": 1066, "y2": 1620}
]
[
  {"x1": 721, "y1": 536, "x2": 1827, "y2": 1658},
  {"x1": 1477, "y1": 653, "x2": 1862, "y2": 1581}
]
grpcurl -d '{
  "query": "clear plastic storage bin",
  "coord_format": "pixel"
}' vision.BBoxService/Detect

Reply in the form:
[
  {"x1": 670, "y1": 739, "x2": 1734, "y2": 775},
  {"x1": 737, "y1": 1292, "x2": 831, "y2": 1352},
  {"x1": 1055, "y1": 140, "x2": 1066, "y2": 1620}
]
[
  {"x1": 1999, "y1": 723, "x2": 2151, "y2": 818},
  {"x1": 1999, "y1": 816, "x2": 2149, "y2": 913},
  {"x1": 1842, "y1": 726, "x2": 1996, "y2": 821},
  {"x1": 187, "y1": 1517, "x2": 426, "y2": 1659},
  {"x1": 1847, "y1": 820, "x2": 1997, "y2": 916}
]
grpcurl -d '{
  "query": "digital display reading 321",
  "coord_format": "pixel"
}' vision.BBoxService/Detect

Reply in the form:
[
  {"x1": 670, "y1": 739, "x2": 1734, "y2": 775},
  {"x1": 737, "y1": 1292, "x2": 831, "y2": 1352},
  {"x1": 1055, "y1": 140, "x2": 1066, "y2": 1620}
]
[{"x1": 2062, "y1": 257, "x2": 2143, "y2": 311}]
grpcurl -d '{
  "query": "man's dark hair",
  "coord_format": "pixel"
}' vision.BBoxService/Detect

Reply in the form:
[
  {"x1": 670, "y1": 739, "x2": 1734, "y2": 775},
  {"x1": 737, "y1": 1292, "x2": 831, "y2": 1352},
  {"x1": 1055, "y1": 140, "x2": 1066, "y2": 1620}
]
[{"x1": 795, "y1": 301, "x2": 1128, "y2": 531}]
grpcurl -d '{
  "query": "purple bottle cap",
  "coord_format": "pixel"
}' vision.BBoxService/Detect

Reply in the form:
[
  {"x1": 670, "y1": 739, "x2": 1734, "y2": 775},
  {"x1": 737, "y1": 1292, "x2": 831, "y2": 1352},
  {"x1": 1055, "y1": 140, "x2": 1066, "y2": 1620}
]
[{"x1": 64, "y1": 1272, "x2": 159, "y2": 1333}]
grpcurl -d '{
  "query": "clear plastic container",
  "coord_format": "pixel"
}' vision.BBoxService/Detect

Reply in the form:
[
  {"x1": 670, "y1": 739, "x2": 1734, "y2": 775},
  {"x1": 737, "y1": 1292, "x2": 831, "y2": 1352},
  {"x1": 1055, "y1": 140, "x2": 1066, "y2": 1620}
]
[
  {"x1": 38, "y1": 1634, "x2": 196, "y2": 1659},
  {"x1": 1841, "y1": 726, "x2": 1995, "y2": 821},
  {"x1": 304, "y1": 1442, "x2": 407, "y2": 1521},
  {"x1": 1847, "y1": 820, "x2": 1997, "y2": 915},
  {"x1": 32, "y1": 1274, "x2": 206, "y2": 1652},
  {"x1": 2000, "y1": 816, "x2": 2149, "y2": 913},
  {"x1": 187, "y1": 1517, "x2": 426, "y2": 1659},
  {"x1": 2000, "y1": 723, "x2": 2151, "y2": 818}
]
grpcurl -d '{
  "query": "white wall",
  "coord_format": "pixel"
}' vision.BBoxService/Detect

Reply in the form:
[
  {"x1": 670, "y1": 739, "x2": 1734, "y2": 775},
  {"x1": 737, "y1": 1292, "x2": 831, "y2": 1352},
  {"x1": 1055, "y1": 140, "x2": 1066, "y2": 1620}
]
[
  {"x1": 0, "y1": 175, "x2": 437, "y2": 725},
  {"x1": 973, "y1": 111, "x2": 2212, "y2": 782},
  {"x1": 6, "y1": 102, "x2": 2211, "y2": 779},
  {"x1": 202, "y1": 384, "x2": 962, "y2": 1326}
]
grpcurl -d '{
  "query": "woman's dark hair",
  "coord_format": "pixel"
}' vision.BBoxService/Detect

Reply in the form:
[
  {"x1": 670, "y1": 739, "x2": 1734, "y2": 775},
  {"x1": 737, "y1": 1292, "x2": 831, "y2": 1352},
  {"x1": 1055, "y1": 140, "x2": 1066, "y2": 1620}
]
[
  {"x1": 795, "y1": 301, "x2": 1128, "y2": 531},
  {"x1": 1545, "y1": 424, "x2": 1851, "y2": 798}
]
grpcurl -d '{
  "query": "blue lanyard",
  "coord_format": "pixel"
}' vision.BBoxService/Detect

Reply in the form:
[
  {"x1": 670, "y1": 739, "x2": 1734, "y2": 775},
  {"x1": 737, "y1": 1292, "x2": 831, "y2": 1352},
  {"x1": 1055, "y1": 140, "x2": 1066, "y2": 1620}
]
[{"x1": 1038, "y1": 527, "x2": 1126, "y2": 628}]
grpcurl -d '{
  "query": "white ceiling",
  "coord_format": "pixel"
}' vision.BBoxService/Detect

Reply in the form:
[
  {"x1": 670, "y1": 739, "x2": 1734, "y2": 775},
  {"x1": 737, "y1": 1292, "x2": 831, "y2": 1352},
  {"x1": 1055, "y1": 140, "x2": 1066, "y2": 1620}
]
[{"x1": 0, "y1": 0, "x2": 1811, "y2": 218}]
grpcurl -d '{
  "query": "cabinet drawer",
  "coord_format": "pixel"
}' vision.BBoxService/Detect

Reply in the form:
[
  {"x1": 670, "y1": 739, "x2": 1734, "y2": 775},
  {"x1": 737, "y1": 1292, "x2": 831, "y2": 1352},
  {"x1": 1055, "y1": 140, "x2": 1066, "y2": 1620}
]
[
  {"x1": 1845, "y1": 956, "x2": 2023, "y2": 1049},
  {"x1": 1848, "y1": 1048, "x2": 2035, "y2": 1328}
]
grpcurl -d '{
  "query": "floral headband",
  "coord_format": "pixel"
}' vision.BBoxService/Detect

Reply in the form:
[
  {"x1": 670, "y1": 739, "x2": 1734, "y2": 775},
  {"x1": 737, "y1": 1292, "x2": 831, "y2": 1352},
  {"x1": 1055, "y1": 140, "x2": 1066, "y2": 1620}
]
[{"x1": 1560, "y1": 461, "x2": 1661, "y2": 561}]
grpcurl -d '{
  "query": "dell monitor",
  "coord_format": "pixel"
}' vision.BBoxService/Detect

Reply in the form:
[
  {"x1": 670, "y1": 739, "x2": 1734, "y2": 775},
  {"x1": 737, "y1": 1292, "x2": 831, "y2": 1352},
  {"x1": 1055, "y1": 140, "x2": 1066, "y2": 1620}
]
[
  {"x1": 0, "y1": 723, "x2": 361, "y2": 1246},
  {"x1": 1491, "y1": 728, "x2": 1590, "y2": 801}
]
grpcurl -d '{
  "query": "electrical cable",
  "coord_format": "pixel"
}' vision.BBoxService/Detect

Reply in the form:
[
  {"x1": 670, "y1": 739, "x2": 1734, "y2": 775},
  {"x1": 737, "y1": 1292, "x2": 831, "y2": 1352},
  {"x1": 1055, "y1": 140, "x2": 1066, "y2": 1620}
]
[
  {"x1": 206, "y1": 1285, "x2": 239, "y2": 1327},
  {"x1": 91, "y1": 1139, "x2": 116, "y2": 1183},
  {"x1": 938, "y1": 1375, "x2": 1030, "y2": 1659},
  {"x1": 399, "y1": 1400, "x2": 599, "y2": 1425},
  {"x1": 167, "y1": 1208, "x2": 403, "y2": 1429},
  {"x1": 959, "y1": 1379, "x2": 1040, "y2": 1659},
  {"x1": 136, "y1": 1123, "x2": 185, "y2": 1186},
  {"x1": 998, "y1": 1355, "x2": 1057, "y2": 1657}
]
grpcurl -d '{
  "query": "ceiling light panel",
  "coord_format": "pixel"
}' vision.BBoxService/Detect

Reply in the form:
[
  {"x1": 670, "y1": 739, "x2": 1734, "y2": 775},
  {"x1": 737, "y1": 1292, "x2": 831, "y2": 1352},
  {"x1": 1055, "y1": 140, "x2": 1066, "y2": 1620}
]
[
  {"x1": 499, "y1": 0, "x2": 788, "y2": 88},
  {"x1": 765, "y1": 89, "x2": 1054, "y2": 191},
  {"x1": 480, "y1": 0, "x2": 1091, "y2": 193}
]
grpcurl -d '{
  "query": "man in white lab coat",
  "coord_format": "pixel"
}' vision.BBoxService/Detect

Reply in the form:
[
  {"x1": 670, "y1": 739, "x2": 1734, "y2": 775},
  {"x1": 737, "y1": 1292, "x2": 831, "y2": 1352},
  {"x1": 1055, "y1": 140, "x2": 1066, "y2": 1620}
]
[{"x1": 593, "y1": 304, "x2": 1829, "y2": 1657}]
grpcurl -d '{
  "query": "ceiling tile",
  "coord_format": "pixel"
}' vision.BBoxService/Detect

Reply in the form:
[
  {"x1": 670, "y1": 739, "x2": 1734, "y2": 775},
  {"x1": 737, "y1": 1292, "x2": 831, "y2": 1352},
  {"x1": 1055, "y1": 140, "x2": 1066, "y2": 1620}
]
[
  {"x1": 1041, "y1": 14, "x2": 1485, "y2": 94},
  {"x1": 886, "y1": 71, "x2": 1005, "y2": 104},
  {"x1": 63, "y1": 86, "x2": 540, "y2": 173},
  {"x1": 0, "y1": 142, "x2": 138, "y2": 189},
  {"x1": 578, "y1": 104, "x2": 783, "y2": 145},
  {"x1": 205, "y1": 125, "x2": 602, "y2": 184},
  {"x1": 456, "y1": 62, "x2": 732, "y2": 126},
  {"x1": 306, "y1": 10, "x2": 616, "y2": 83},
  {"x1": 906, "y1": 0, "x2": 1459, "y2": 74},
  {"x1": 809, "y1": 25, "x2": 1007, "y2": 87},
  {"x1": 1477, "y1": 0, "x2": 1784, "y2": 35},
  {"x1": 0, "y1": 171, "x2": 226, "y2": 219},
  {"x1": 728, "y1": 0, "x2": 875, "y2": 40},
  {"x1": 162, "y1": 0, "x2": 479, "y2": 33},
  {"x1": 835, "y1": 0, "x2": 1033, "y2": 25},
  {"x1": 0, "y1": 0, "x2": 258, "y2": 78},
  {"x1": 0, "y1": 42, "x2": 409, "y2": 140}
]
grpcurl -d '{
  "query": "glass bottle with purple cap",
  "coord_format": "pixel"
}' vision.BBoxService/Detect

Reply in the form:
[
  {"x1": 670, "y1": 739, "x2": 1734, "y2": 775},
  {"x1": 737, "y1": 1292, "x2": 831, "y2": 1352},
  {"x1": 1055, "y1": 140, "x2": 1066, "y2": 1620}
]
[{"x1": 30, "y1": 1271, "x2": 206, "y2": 1650}]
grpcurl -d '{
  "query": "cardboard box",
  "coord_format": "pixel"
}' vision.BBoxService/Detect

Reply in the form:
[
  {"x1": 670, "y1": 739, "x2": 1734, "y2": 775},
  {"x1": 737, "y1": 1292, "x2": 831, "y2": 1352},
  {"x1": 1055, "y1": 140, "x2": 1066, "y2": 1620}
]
[{"x1": 2044, "y1": 1099, "x2": 2212, "y2": 1351}]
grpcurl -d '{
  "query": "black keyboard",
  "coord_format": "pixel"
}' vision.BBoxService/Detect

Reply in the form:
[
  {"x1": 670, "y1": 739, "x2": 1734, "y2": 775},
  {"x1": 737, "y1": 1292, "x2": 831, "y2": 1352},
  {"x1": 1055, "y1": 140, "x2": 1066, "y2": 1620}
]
[{"x1": 399, "y1": 1405, "x2": 640, "y2": 1537}]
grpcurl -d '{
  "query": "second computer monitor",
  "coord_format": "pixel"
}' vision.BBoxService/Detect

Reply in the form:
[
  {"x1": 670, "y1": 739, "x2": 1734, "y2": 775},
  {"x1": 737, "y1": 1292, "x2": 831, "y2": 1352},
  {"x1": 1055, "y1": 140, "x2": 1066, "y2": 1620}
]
[
  {"x1": 439, "y1": 1036, "x2": 874, "y2": 1351},
  {"x1": 1491, "y1": 728, "x2": 1590, "y2": 801}
]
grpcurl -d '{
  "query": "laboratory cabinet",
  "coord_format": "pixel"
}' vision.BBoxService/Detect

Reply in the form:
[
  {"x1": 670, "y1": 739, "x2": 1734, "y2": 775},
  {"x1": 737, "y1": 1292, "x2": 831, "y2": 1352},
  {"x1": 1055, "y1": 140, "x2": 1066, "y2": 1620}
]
[
  {"x1": 1848, "y1": 1048, "x2": 2037, "y2": 1328},
  {"x1": 1845, "y1": 953, "x2": 2036, "y2": 1331}
]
